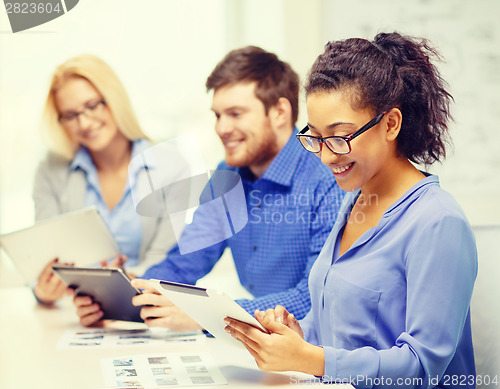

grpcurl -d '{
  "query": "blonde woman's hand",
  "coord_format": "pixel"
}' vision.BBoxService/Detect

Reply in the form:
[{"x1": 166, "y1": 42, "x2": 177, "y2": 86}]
[
  {"x1": 131, "y1": 279, "x2": 203, "y2": 331},
  {"x1": 34, "y1": 258, "x2": 74, "y2": 304}
]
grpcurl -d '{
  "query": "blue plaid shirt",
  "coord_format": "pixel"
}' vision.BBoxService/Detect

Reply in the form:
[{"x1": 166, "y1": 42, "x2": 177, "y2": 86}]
[{"x1": 143, "y1": 130, "x2": 345, "y2": 319}]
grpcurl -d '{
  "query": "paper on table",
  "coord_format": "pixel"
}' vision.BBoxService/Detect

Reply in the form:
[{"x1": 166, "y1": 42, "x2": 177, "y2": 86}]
[
  {"x1": 57, "y1": 327, "x2": 205, "y2": 349},
  {"x1": 100, "y1": 352, "x2": 227, "y2": 387}
]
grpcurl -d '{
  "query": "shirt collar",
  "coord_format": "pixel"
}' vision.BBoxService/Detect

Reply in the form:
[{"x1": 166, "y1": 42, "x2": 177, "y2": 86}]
[
  {"x1": 340, "y1": 174, "x2": 440, "y2": 222},
  {"x1": 69, "y1": 147, "x2": 94, "y2": 173},
  {"x1": 125, "y1": 139, "x2": 154, "y2": 191},
  {"x1": 69, "y1": 139, "x2": 151, "y2": 173},
  {"x1": 244, "y1": 127, "x2": 301, "y2": 187},
  {"x1": 129, "y1": 138, "x2": 154, "y2": 175},
  {"x1": 383, "y1": 173, "x2": 439, "y2": 215}
]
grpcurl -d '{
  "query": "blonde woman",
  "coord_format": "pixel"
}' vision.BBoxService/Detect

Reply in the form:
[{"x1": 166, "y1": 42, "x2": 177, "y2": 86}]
[{"x1": 33, "y1": 55, "x2": 180, "y2": 305}]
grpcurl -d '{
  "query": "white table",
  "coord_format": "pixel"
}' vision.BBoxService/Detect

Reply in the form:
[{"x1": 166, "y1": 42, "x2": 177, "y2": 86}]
[{"x1": 0, "y1": 287, "x2": 333, "y2": 389}]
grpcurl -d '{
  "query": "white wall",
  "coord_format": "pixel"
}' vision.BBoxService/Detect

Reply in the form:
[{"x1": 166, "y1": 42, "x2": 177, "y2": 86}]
[
  {"x1": 1, "y1": 1, "x2": 497, "y2": 376},
  {"x1": 1, "y1": 0, "x2": 498, "y2": 231},
  {"x1": 470, "y1": 225, "x2": 500, "y2": 385},
  {"x1": 0, "y1": 0, "x2": 229, "y2": 232},
  {"x1": 321, "y1": 0, "x2": 500, "y2": 226}
]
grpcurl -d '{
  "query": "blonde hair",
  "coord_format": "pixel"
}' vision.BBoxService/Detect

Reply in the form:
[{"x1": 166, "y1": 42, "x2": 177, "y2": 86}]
[{"x1": 42, "y1": 54, "x2": 147, "y2": 160}]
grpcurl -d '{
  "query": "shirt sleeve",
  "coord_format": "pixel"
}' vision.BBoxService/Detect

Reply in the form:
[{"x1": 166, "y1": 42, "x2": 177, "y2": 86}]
[
  {"x1": 300, "y1": 309, "x2": 319, "y2": 346},
  {"x1": 236, "y1": 180, "x2": 345, "y2": 319},
  {"x1": 141, "y1": 238, "x2": 226, "y2": 284},
  {"x1": 32, "y1": 158, "x2": 63, "y2": 221},
  {"x1": 322, "y1": 213, "x2": 477, "y2": 389},
  {"x1": 133, "y1": 165, "x2": 192, "y2": 276},
  {"x1": 130, "y1": 216, "x2": 177, "y2": 277},
  {"x1": 141, "y1": 173, "x2": 231, "y2": 283}
]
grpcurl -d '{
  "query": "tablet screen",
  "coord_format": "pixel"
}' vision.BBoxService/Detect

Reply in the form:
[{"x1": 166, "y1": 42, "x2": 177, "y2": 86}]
[
  {"x1": 150, "y1": 279, "x2": 268, "y2": 347},
  {"x1": 53, "y1": 266, "x2": 142, "y2": 322}
]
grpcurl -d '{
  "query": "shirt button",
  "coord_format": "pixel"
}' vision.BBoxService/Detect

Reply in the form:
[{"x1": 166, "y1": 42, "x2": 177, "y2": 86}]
[
  {"x1": 253, "y1": 246, "x2": 257, "y2": 251},
  {"x1": 248, "y1": 285, "x2": 254, "y2": 291}
]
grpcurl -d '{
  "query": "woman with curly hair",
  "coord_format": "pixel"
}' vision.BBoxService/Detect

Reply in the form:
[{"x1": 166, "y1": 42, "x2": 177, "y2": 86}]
[{"x1": 225, "y1": 32, "x2": 477, "y2": 389}]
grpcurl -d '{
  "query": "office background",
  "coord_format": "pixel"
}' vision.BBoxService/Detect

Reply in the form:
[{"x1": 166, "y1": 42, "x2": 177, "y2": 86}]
[
  {"x1": 0, "y1": 0, "x2": 499, "y2": 381},
  {"x1": 1, "y1": 0, "x2": 499, "y2": 234}
]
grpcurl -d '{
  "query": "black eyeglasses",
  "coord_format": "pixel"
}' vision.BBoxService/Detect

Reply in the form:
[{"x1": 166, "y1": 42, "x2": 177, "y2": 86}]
[
  {"x1": 296, "y1": 112, "x2": 385, "y2": 155},
  {"x1": 58, "y1": 99, "x2": 107, "y2": 128}
]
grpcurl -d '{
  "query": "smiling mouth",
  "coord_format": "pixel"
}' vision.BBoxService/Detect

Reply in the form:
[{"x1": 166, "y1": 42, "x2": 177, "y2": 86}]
[
  {"x1": 81, "y1": 127, "x2": 101, "y2": 139},
  {"x1": 331, "y1": 162, "x2": 353, "y2": 174},
  {"x1": 223, "y1": 139, "x2": 244, "y2": 150}
]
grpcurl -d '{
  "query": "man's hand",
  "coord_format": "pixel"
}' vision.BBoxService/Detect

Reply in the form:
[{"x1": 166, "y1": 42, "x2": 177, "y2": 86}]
[
  {"x1": 131, "y1": 279, "x2": 203, "y2": 331},
  {"x1": 71, "y1": 254, "x2": 127, "y2": 326},
  {"x1": 73, "y1": 294, "x2": 103, "y2": 326}
]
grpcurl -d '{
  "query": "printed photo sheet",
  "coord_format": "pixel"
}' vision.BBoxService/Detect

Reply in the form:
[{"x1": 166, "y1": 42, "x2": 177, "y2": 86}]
[
  {"x1": 57, "y1": 328, "x2": 205, "y2": 349},
  {"x1": 101, "y1": 352, "x2": 227, "y2": 387}
]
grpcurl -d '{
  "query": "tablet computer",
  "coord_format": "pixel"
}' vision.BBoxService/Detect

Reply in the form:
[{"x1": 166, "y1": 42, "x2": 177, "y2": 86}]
[
  {"x1": 0, "y1": 207, "x2": 119, "y2": 283},
  {"x1": 52, "y1": 265, "x2": 142, "y2": 323},
  {"x1": 149, "y1": 279, "x2": 269, "y2": 347}
]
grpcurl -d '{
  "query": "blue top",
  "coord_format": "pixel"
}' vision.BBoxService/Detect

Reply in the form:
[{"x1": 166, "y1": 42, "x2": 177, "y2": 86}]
[
  {"x1": 301, "y1": 175, "x2": 477, "y2": 388},
  {"x1": 70, "y1": 139, "x2": 151, "y2": 268},
  {"x1": 143, "y1": 130, "x2": 345, "y2": 319}
]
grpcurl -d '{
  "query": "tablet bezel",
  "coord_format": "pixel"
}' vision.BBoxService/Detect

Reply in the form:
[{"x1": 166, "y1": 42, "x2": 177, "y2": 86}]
[
  {"x1": 150, "y1": 279, "x2": 269, "y2": 347},
  {"x1": 0, "y1": 206, "x2": 119, "y2": 283},
  {"x1": 52, "y1": 265, "x2": 142, "y2": 323}
]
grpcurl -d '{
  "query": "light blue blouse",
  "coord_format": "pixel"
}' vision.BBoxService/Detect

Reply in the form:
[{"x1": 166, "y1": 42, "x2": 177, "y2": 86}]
[
  {"x1": 301, "y1": 174, "x2": 477, "y2": 388},
  {"x1": 70, "y1": 140, "x2": 150, "y2": 268}
]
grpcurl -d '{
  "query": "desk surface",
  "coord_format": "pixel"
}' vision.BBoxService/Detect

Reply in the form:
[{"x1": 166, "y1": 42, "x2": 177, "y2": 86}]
[{"x1": 0, "y1": 287, "x2": 335, "y2": 389}]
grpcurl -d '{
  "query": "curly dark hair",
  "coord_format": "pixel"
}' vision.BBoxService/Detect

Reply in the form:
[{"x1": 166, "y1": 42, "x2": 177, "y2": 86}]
[
  {"x1": 305, "y1": 32, "x2": 453, "y2": 165},
  {"x1": 206, "y1": 46, "x2": 300, "y2": 125}
]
